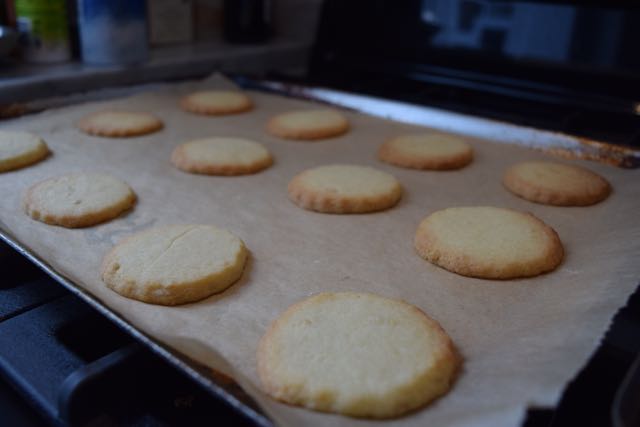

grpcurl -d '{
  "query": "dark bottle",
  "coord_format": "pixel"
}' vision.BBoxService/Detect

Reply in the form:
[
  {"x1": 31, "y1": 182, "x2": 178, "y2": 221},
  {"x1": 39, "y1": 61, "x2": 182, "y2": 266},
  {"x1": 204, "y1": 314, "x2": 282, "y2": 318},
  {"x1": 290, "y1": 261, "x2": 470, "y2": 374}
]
[{"x1": 223, "y1": 0, "x2": 270, "y2": 43}]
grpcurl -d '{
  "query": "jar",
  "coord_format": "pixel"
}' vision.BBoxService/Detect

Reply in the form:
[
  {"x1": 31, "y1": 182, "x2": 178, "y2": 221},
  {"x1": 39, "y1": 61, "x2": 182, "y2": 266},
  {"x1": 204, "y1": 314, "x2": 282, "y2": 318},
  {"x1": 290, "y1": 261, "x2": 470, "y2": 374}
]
[{"x1": 76, "y1": 0, "x2": 148, "y2": 65}]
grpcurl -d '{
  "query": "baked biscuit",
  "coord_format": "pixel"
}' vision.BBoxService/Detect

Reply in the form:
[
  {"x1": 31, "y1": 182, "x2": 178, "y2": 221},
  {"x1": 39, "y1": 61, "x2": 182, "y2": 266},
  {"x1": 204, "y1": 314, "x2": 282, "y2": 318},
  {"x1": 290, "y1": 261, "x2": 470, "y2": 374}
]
[
  {"x1": 24, "y1": 173, "x2": 136, "y2": 228},
  {"x1": 180, "y1": 90, "x2": 253, "y2": 115},
  {"x1": 0, "y1": 130, "x2": 49, "y2": 172},
  {"x1": 503, "y1": 161, "x2": 611, "y2": 206},
  {"x1": 378, "y1": 133, "x2": 473, "y2": 170},
  {"x1": 77, "y1": 111, "x2": 163, "y2": 137},
  {"x1": 266, "y1": 109, "x2": 349, "y2": 140},
  {"x1": 257, "y1": 292, "x2": 460, "y2": 418},
  {"x1": 414, "y1": 206, "x2": 563, "y2": 279},
  {"x1": 287, "y1": 164, "x2": 402, "y2": 213},
  {"x1": 101, "y1": 224, "x2": 247, "y2": 306},
  {"x1": 171, "y1": 137, "x2": 272, "y2": 175}
]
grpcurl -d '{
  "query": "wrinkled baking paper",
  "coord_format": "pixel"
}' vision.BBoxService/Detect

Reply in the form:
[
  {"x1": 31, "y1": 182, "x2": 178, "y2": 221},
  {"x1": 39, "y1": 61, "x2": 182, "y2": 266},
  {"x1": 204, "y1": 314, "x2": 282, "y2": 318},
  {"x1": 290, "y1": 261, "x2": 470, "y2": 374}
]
[{"x1": 1, "y1": 75, "x2": 639, "y2": 427}]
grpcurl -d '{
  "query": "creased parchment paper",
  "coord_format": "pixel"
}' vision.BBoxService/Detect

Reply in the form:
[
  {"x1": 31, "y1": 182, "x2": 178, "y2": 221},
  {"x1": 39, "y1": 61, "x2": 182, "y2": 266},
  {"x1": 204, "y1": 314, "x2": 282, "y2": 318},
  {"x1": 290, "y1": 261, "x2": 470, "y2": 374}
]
[{"x1": 1, "y1": 75, "x2": 639, "y2": 427}]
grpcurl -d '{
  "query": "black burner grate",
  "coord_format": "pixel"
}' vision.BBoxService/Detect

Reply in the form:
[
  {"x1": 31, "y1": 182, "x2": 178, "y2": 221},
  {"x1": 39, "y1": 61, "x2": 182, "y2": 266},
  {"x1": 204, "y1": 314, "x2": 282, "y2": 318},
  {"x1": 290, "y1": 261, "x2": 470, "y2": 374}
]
[{"x1": 0, "y1": 240, "x2": 257, "y2": 427}]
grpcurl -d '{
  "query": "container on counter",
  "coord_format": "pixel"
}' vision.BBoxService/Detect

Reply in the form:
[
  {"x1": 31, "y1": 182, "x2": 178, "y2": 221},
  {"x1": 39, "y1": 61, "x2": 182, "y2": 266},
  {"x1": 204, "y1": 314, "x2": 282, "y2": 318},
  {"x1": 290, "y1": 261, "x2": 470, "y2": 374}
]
[
  {"x1": 15, "y1": 0, "x2": 71, "y2": 63},
  {"x1": 194, "y1": 0, "x2": 223, "y2": 41},
  {"x1": 223, "y1": 0, "x2": 270, "y2": 43},
  {"x1": 76, "y1": 0, "x2": 148, "y2": 65}
]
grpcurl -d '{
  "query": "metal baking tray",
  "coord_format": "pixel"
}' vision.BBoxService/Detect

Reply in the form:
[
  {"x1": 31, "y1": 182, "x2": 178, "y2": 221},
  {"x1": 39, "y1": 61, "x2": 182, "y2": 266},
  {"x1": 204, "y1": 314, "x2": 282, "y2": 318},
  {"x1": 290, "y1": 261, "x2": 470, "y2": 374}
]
[{"x1": 2, "y1": 75, "x2": 639, "y2": 427}]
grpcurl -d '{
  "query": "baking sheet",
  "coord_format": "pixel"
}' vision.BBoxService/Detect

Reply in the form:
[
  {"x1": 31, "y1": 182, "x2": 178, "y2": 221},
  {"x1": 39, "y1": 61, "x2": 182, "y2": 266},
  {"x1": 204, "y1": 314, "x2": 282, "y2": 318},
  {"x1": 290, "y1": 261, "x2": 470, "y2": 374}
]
[{"x1": 1, "y1": 74, "x2": 639, "y2": 427}]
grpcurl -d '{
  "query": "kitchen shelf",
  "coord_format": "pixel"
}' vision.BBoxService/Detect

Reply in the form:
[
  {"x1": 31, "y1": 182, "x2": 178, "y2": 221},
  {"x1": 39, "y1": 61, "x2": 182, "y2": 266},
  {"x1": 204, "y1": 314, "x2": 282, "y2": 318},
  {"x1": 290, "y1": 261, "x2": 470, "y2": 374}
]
[{"x1": 0, "y1": 38, "x2": 310, "y2": 104}]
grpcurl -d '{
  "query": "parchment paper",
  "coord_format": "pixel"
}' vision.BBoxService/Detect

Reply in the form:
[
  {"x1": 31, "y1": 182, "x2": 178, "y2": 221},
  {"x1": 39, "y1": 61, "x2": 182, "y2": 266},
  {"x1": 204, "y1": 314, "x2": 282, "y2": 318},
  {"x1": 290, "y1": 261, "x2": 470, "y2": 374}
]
[{"x1": 1, "y1": 75, "x2": 639, "y2": 427}]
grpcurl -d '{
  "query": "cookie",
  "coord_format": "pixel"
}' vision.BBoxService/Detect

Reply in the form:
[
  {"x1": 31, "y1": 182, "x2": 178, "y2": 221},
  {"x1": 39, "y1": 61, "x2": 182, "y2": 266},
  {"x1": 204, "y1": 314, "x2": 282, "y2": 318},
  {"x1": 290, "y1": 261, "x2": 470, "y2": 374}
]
[
  {"x1": 287, "y1": 164, "x2": 402, "y2": 213},
  {"x1": 378, "y1": 133, "x2": 473, "y2": 170},
  {"x1": 266, "y1": 109, "x2": 349, "y2": 140},
  {"x1": 101, "y1": 224, "x2": 247, "y2": 306},
  {"x1": 257, "y1": 292, "x2": 460, "y2": 418},
  {"x1": 503, "y1": 161, "x2": 611, "y2": 206},
  {"x1": 180, "y1": 90, "x2": 253, "y2": 115},
  {"x1": 24, "y1": 173, "x2": 136, "y2": 228},
  {"x1": 414, "y1": 206, "x2": 563, "y2": 279},
  {"x1": 171, "y1": 137, "x2": 272, "y2": 175},
  {"x1": 77, "y1": 111, "x2": 163, "y2": 137},
  {"x1": 0, "y1": 130, "x2": 49, "y2": 172}
]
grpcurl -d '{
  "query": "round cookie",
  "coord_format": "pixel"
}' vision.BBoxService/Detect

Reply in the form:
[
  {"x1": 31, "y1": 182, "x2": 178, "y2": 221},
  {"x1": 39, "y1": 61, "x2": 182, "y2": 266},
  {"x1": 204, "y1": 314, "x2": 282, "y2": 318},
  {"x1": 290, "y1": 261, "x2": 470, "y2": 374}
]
[
  {"x1": 171, "y1": 137, "x2": 272, "y2": 175},
  {"x1": 257, "y1": 292, "x2": 460, "y2": 418},
  {"x1": 288, "y1": 164, "x2": 402, "y2": 214},
  {"x1": 180, "y1": 90, "x2": 253, "y2": 115},
  {"x1": 24, "y1": 173, "x2": 136, "y2": 228},
  {"x1": 101, "y1": 224, "x2": 247, "y2": 306},
  {"x1": 414, "y1": 206, "x2": 563, "y2": 279},
  {"x1": 378, "y1": 133, "x2": 473, "y2": 170},
  {"x1": 267, "y1": 109, "x2": 349, "y2": 140},
  {"x1": 0, "y1": 130, "x2": 49, "y2": 172},
  {"x1": 503, "y1": 161, "x2": 611, "y2": 206},
  {"x1": 77, "y1": 111, "x2": 163, "y2": 137}
]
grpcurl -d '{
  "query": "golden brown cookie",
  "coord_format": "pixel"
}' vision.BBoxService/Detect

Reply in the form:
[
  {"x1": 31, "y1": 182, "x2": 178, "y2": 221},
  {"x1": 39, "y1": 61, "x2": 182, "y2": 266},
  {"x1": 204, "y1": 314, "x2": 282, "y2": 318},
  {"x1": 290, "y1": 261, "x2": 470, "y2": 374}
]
[
  {"x1": 266, "y1": 109, "x2": 349, "y2": 140},
  {"x1": 24, "y1": 173, "x2": 136, "y2": 228},
  {"x1": 0, "y1": 130, "x2": 49, "y2": 172},
  {"x1": 171, "y1": 137, "x2": 272, "y2": 175},
  {"x1": 414, "y1": 206, "x2": 563, "y2": 279},
  {"x1": 503, "y1": 161, "x2": 611, "y2": 206},
  {"x1": 378, "y1": 133, "x2": 473, "y2": 170},
  {"x1": 258, "y1": 292, "x2": 460, "y2": 418},
  {"x1": 180, "y1": 90, "x2": 253, "y2": 115},
  {"x1": 77, "y1": 111, "x2": 163, "y2": 137},
  {"x1": 101, "y1": 224, "x2": 247, "y2": 306},
  {"x1": 287, "y1": 164, "x2": 402, "y2": 213}
]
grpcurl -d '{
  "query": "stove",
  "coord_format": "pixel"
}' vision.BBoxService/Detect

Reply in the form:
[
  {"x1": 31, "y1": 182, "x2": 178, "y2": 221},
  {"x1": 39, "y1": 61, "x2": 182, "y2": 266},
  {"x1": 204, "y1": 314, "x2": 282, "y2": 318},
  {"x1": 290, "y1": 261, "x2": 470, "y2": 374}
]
[
  {"x1": 2, "y1": 1, "x2": 640, "y2": 426},
  {"x1": 306, "y1": 0, "x2": 640, "y2": 149}
]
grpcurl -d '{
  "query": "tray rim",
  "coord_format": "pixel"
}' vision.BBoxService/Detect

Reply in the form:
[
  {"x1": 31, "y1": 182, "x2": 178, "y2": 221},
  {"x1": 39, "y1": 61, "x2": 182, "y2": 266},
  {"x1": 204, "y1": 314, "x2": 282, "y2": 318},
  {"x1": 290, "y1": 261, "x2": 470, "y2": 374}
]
[
  {"x1": 0, "y1": 226, "x2": 273, "y2": 427},
  {"x1": 234, "y1": 76, "x2": 640, "y2": 169},
  {"x1": 3, "y1": 74, "x2": 638, "y2": 427}
]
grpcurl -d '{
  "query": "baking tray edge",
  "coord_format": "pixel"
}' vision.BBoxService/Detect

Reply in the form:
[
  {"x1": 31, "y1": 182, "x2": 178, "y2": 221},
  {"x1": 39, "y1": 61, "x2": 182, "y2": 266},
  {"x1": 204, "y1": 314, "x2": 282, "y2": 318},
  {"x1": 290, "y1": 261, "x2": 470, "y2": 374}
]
[{"x1": 0, "y1": 225, "x2": 273, "y2": 427}]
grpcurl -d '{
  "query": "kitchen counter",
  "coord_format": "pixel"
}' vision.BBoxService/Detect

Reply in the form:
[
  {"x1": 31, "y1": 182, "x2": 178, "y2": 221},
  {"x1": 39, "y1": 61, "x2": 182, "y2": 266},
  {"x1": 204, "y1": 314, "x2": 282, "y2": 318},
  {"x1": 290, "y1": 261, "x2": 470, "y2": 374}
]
[{"x1": 0, "y1": 38, "x2": 310, "y2": 105}]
